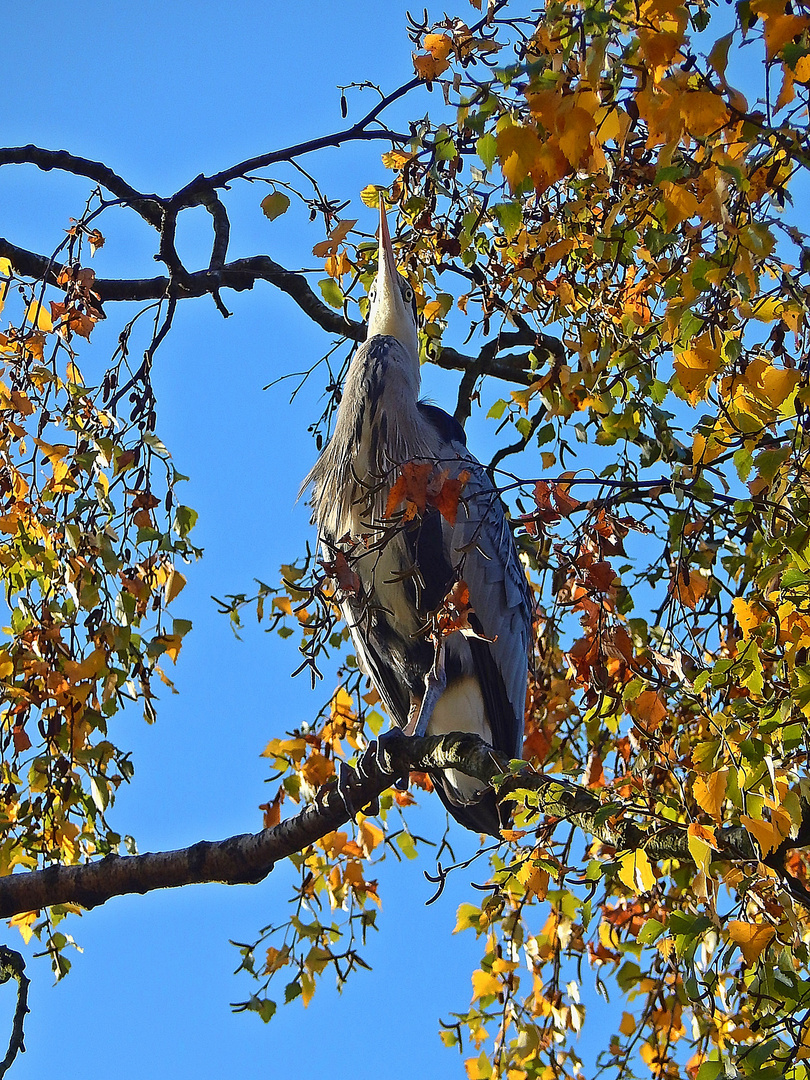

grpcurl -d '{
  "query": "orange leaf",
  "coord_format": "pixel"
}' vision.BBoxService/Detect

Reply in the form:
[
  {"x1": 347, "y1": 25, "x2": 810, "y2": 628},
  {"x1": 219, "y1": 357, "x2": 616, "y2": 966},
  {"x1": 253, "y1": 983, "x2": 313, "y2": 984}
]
[
  {"x1": 413, "y1": 53, "x2": 450, "y2": 80},
  {"x1": 427, "y1": 469, "x2": 469, "y2": 525},
  {"x1": 693, "y1": 770, "x2": 728, "y2": 821},
  {"x1": 669, "y1": 569, "x2": 709, "y2": 610},
  {"x1": 632, "y1": 689, "x2": 667, "y2": 731},
  {"x1": 385, "y1": 462, "x2": 433, "y2": 518},
  {"x1": 424, "y1": 33, "x2": 452, "y2": 60},
  {"x1": 740, "y1": 813, "x2": 782, "y2": 855},
  {"x1": 727, "y1": 920, "x2": 775, "y2": 965}
]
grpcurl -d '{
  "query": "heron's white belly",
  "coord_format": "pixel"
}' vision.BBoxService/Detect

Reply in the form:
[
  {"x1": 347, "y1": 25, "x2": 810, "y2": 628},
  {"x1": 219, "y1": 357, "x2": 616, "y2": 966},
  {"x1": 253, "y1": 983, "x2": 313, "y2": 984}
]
[{"x1": 428, "y1": 675, "x2": 491, "y2": 803}]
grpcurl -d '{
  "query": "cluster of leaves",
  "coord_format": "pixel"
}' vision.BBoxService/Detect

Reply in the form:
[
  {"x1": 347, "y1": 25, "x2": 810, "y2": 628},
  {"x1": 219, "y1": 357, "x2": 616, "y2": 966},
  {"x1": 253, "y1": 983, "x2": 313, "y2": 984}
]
[{"x1": 0, "y1": 212, "x2": 198, "y2": 974}]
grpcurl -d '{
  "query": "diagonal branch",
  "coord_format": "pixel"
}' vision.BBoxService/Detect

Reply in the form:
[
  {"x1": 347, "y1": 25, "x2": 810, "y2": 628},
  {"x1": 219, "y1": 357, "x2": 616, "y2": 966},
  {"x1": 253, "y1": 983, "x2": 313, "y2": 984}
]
[
  {"x1": 172, "y1": 77, "x2": 420, "y2": 208},
  {"x1": 0, "y1": 732, "x2": 778, "y2": 920}
]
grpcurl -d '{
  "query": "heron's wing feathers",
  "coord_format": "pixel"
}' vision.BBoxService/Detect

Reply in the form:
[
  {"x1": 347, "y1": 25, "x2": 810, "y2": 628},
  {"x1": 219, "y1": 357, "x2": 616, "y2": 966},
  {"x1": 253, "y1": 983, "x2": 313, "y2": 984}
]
[
  {"x1": 420, "y1": 405, "x2": 532, "y2": 759},
  {"x1": 447, "y1": 464, "x2": 531, "y2": 757}
]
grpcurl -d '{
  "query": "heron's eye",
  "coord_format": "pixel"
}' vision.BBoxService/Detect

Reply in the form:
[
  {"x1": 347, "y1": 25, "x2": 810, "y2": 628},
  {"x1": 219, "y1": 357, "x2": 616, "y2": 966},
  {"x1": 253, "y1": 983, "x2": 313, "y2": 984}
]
[{"x1": 403, "y1": 286, "x2": 413, "y2": 302}]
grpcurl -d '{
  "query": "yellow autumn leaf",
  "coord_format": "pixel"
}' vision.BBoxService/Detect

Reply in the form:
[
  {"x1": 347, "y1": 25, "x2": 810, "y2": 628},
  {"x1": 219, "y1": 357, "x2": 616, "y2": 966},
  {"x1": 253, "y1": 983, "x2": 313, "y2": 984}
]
[
  {"x1": 472, "y1": 968, "x2": 502, "y2": 1000},
  {"x1": 760, "y1": 365, "x2": 800, "y2": 408},
  {"x1": 687, "y1": 824, "x2": 716, "y2": 875},
  {"x1": 619, "y1": 1012, "x2": 637, "y2": 1036},
  {"x1": 300, "y1": 970, "x2": 316, "y2": 1007},
  {"x1": 496, "y1": 123, "x2": 545, "y2": 192},
  {"x1": 733, "y1": 597, "x2": 765, "y2": 640},
  {"x1": 617, "y1": 849, "x2": 655, "y2": 894},
  {"x1": 9, "y1": 910, "x2": 37, "y2": 945},
  {"x1": 465, "y1": 1052, "x2": 493, "y2": 1080},
  {"x1": 358, "y1": 818, "x2": 384, "y2": 857},
  {"x1": 25, "y1": 300, "x2": 53, "y2": 333},
  {"x1": 674, "y1": 338, "x2": 723, "y2": 394},
  {"x1": 165, "y1": 568, "x2": 186, "y2": 605},
  {"x1": 662, "y1": 183, "x2": 699, "y2": 229},
  {"x1": 558, "y1": 106, "x2": 596, "y2": 166},
  {"x1": 424, "y1": 32, "x2": 452, "y2": 60},
  {"x1": 727, "y1": 920, "x2": 775, "y2": 965},
  {"x1": 679, "y1": 90, "x2": 730, "y2": 136},
  {"x1": 413, "y1": 52, "x2": 450, "y2": 80},
  {"x1": 741, "y1": 813, "x2": 782, "y2": 855},
  {"x1": 359, "y1": 184, "x2": 382, "y2": 208},
  {"x1": 693, "y1": 770, "x2": 728, "y2": 820}
]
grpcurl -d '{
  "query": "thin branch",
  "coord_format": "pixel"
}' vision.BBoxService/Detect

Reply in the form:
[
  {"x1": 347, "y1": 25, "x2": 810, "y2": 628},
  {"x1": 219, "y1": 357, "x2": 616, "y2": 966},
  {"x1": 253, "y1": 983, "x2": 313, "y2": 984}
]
[
  {"x1": 171, "y1": 77, "x2": 421, "y2": 208},
  {"x1": 0, "y1": 146, "x2": 163, "y2": 228}
]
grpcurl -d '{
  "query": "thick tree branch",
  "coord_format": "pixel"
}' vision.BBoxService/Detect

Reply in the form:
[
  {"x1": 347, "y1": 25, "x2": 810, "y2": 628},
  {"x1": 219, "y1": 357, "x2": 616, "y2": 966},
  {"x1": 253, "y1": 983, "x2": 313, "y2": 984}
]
[{"x1": 0, "y1": 732, "x2": 778, "y2": 919}]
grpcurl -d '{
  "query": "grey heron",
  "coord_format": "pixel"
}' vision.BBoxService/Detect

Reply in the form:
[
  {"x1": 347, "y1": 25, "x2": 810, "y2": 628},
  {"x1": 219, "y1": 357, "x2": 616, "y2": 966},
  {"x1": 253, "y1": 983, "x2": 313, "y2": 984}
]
[{"x1": 303, "y1": 202, "x2": 531, "y2": 835}]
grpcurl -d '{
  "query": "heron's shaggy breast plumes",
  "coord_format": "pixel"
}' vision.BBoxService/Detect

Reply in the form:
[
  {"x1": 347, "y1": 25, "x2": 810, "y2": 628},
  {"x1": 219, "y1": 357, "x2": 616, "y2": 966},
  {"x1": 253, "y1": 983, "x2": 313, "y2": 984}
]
[{"x1": 303, "y1": 335, "x2": 435, "y2": 541}]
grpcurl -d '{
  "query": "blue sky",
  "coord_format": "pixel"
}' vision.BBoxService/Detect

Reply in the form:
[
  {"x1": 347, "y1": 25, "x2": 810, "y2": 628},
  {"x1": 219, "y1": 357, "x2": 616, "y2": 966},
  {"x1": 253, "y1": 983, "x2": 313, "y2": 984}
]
[{"x1": 0, "y1": 2, "x2": 517, "y2": 1077}]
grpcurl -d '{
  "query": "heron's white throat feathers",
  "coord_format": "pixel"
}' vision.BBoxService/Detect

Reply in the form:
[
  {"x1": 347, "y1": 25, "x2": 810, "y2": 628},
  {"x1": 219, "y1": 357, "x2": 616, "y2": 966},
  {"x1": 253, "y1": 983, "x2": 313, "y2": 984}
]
[{"x1": 366, "y1": 275, "x2": 419, "y2": 362}]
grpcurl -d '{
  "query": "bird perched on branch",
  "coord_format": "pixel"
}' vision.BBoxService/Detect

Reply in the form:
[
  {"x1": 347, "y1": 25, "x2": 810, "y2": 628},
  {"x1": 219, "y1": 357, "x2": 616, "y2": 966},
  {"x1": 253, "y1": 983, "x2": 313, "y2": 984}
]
[{"x1": 302, "y1": 201, "x2": 531, "y2": 835}]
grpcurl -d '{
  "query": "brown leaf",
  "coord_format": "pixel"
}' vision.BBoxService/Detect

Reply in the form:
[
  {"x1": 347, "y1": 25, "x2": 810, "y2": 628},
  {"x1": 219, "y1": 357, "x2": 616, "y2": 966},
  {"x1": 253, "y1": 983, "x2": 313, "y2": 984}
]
[
  {"x1": 552, "y1": 484, "x2": 581, "y2": 516},
  {"x1": 585, "y1": 750, "x2": 605, "y2": 789},
  {"x1": 320, "y1": 551, "x2": 360, "y2": 594},
  {"x1": 632, "y1": 689, "x2": 667, "y2": 732},
  {"x1": 427, "y1": 469, "x2": 469, "y2": 525},
  {"x1": 260, "y1": 790, "x2": 283, "y2": 829},
  {"x1": 385, "y1": 462, "x2": 433, "y2": 519}
]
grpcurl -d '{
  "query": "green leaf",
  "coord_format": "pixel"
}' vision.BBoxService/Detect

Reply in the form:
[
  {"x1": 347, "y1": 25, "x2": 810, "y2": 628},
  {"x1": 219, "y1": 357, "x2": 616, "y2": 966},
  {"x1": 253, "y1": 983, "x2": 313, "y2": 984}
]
[
  {"x1": 476, "y1": 133, "x2": 497, "y2": 171},
  {"x1": 260, "y1": 191, "x2": 291, "y2": 221},
  {"x1": 493, "y1": 202, "x2": 522, "y2": 240},
  {"x1": 318, "y1": 278, "x2": 344, "y2": 309},
  {"x1": 173, "y1": 505, "x2": 198, "y2": 538}
]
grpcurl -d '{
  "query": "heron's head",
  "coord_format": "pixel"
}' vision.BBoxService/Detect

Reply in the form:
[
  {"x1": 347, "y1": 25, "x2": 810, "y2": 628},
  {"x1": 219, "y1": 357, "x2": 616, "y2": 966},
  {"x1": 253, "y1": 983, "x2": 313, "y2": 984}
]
[{"x1": 366, "y1": 201, "x2": 419, "y2": 361}]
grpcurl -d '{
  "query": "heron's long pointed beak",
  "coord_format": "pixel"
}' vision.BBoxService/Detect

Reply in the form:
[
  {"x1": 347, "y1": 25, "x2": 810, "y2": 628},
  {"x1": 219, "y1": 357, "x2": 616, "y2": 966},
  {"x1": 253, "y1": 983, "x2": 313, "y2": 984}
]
[
  {"x1": 366, "y1": 198, "x2": 419, "y2": 364},
  {"x1": 377, "y1": 199, "x2": 399, "y2": 305}
]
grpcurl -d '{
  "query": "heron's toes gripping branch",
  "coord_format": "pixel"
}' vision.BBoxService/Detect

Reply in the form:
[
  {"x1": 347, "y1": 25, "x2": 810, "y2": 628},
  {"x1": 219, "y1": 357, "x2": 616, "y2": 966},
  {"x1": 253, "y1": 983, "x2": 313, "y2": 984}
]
[
  {"x1": 367, "y1": 728, "x2": 411, "y2": 786},
  {"x1": 335, "y1": 760, "x2": 380, "y2": 820}
]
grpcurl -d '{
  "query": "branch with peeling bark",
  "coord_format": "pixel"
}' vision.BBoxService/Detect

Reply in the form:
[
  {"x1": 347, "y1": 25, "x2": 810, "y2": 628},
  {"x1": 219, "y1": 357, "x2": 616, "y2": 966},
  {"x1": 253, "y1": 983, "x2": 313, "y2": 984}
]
[{"x1": 0, "y1": 731, "x2": 786, "y2": 921}]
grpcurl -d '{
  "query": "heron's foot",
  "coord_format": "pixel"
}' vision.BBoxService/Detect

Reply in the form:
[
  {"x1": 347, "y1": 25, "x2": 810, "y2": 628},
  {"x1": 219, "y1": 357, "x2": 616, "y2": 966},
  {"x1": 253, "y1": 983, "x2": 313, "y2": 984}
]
[
  {"x1": 335, "y1": 760, "x2": 379, "y2": 820},
  {"x1": 358, "y1": 728, "x2": 410, "y2": 789}
]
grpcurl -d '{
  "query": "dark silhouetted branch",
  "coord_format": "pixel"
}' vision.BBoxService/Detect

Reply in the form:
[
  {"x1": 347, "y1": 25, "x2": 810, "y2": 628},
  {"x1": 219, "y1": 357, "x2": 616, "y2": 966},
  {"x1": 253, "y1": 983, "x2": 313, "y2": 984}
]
[{"x1": 0, "y1": 947, "x2": 28, "y2": 1079}]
